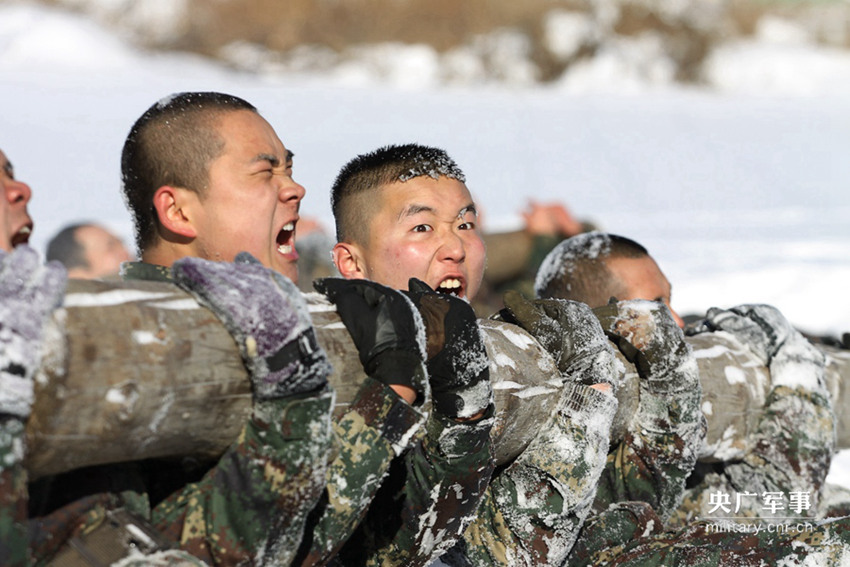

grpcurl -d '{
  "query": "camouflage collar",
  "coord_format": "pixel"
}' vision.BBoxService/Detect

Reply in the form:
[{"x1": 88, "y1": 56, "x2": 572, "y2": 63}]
[{"x1": 120, "y1": 261, "x2": 173, "y2": 283}]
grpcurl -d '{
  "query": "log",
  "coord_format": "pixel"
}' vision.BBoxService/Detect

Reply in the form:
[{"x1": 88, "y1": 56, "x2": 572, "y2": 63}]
[
  {"x1": 26, "y1": 279, "x2": 564, "y2": 479},
  {"x1": 24, "y1": 279, "x2": 850, "y2": 479}
]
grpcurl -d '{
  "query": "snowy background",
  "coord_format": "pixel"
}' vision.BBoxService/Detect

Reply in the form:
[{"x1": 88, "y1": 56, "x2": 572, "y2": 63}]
[{"x1": 1, "y1": 2, "x2": 850, "y2": 484}]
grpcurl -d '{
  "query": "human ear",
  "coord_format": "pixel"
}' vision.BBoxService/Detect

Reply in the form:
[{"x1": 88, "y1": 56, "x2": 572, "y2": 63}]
[
  {"x1": 152, "y1": 186, "x2": 197, "y2": 239},
  {"x1": 332, "y1": 242, "x2": 368, "y2": 280}
]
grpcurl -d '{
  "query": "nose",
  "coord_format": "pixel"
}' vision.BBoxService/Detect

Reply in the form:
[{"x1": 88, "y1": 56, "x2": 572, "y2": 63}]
[
  {"x1": 6, "y1": 179, "x2": 32, "y2": 206},
  {"x1": 439, "y1": 230, "x2": 466, "y2": 262},
  {"x1": 279, "y1": 178, "x2": 306, "y2": 205}
]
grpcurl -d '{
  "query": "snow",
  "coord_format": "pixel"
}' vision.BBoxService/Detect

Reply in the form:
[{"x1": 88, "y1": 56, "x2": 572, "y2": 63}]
[{"x1": 2, "y1": 0, "x2": 850, "y2": 523}]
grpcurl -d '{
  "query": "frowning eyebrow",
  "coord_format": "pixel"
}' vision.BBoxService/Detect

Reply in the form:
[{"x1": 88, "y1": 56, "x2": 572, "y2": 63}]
[
  {"x1": 398, "y1": 203, "x2": 478, "y2": 222},
  {"x1": 254, "y1": 150, "x2": 294, "y2": 169},
  {"x1": 399, "y1": 204, "x2": 434, "y2": 222},
  {"x1": 254, "y1": 153, "x2": 280, "y2": 168}
]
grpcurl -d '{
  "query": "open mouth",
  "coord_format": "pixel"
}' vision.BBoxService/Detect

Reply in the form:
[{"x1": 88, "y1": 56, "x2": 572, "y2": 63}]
[
  {"x1": 10, "y1": 225, "x2": 31, "y2": 247},
  {"x1": 436, "y1": 277, "x2": 463, "y2": 297},
  {"x1": 276, "y1": 221, "x2": 295, "y2": 255}
]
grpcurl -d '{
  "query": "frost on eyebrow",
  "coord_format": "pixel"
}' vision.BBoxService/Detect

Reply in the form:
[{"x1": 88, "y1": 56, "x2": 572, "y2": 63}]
[{"x1": 457, "y1": 205, "x2": 478, "y2": 220}]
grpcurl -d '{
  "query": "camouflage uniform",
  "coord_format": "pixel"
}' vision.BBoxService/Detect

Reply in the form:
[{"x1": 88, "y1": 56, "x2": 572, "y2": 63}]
[
  {"x1": 334, "y1": 408, "x2": 495, "y2": 567},
  {"x1": 440, "y1": 296, "x2": 622, "y2": 566},
  {"x1": 334, "y1": 282, "x2": 497, "y2": 567},
  {"x1": 670, "y1": 306, "x2": 835, "y2": 527},
  {"x1": 69, "y1": 260, "x2": 334, "y2": 566},
  {"x1": 123, "y1": 263, "x2": 428, "y2": 567},
  {"x1": 569, "y1": 304, "x2": 847, "y2": 565},
  {"x1": 572, "y1": 505, "x2": 850, "y2": 566},
  {"x1": 592, "y1": 301, "x2": 707, "y2": 524},
  {"x1": 443, "y1": 384, "x2": 617, "y2": 566}
]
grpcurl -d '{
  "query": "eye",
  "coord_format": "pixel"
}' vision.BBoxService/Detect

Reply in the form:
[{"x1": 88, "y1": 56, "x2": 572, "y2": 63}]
[
  {"x1": 412, "y1": 224, "x2": 432, "y2": 233},
  {"x1": 458, "y1": 221, "x2": 476, "y2": 231}
]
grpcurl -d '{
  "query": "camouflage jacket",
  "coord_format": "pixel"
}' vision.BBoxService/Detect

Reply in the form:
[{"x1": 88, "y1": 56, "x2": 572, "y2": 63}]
[
  {"x1": 569, "y1": 499, "x2": 850, "y2": 566},
  {"x1": 593, "y1": 325, "x2": 706, "y2": 524},
  {"x1": 4, "y1": 260, "x2": 341, "y2": 566},
  {"x1": 669, "y1": 333, "x2": 835, "y2": 527},
  {"x1": 441, "y1": 383, "x2": 618, "y2": 566},
  {"x1": 333, "y1": 405, "x2": 495, "y2": 567},
  {"x1": 123, "y1": 262, "x2": 429, "y2": 566}
]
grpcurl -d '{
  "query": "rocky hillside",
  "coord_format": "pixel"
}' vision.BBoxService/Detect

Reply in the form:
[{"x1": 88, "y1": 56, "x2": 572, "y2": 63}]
[{"x1": 38, "y1": 0, "x2": 850, "y2": 88}]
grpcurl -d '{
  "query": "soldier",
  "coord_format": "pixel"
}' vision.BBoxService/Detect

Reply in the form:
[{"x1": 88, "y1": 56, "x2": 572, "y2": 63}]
[
  {"x1": 116, "y1": 91, "x2": 429, "y2": 566},
  {"x1": 0, "y1": 148, "x2": 209, "y2": 565},
  {"x1": 45, "y1": 222, "x2": 133, "y2": 280},
  {"x1": 536, "y1": 232, "x2": 835, "y2": 524},
  {"x1": 328, "y1": 143, "x2": 623, "y2": 566},
  {"x1": 535, "y1": 232, "x2": 848, "y2": 564},
  {"x1": 329, "y1": 143, "x2": 496, "y2": 565}
]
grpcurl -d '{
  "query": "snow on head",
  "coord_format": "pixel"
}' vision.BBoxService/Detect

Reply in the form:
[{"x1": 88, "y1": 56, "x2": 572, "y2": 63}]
[{"x1": 534, "y1": 232, "x2": 612, "y2": 298}]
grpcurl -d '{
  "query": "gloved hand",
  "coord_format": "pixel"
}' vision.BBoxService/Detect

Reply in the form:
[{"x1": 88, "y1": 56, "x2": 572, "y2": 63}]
[
  {"x1": 0, "y1": 246, "x2": 67, "y2": 418},
  {"x1": 688, "y1": 304, "x2": 794, "y2": 365},
  {"x1": 593, "y1": 299, "x2": 694, "y2": 395},
  {"x1": 688, "y1": 303, "x2": 826, "y2": 392},
  {"x1": 499, "y1": 290, "x2": 620, "y2": 394},
  {"x1": 314, "y1": 277, "x2": 427, "y2": 402},
  {"x1": 404, "y1": 278, "x2": 492, "y2": 419},
  {"x1": 172, "y1": 253, "x2": 331, "y2": 400}
]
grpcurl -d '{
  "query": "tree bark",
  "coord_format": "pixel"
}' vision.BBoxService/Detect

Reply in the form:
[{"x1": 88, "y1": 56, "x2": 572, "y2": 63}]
[{"x1": 24, "y1": 279, "x2": 850, "y2": 479}]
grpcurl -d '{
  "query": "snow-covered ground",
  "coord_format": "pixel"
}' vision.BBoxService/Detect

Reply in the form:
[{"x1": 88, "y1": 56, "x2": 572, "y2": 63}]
[{"x1": 2, "y1": 3, "x2": 850, "y2": 485}]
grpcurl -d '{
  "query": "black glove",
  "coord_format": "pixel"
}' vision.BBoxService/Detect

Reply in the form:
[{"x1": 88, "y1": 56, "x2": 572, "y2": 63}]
[
  {"x1": 172, "y1": 253, "x2": 331, "y2": 400},
  {"x1": 0, "y1": 246, "x2": 67, "y2": 418},
  {"x1": 404, "y1": 278, "x2": 492, "y2": 419},
  {"x1": 499, "y1": 290, "x2": 619, "y2": 393},
  {"x1": 314, "y1": 278, "x2": 426, "y2": 401}
]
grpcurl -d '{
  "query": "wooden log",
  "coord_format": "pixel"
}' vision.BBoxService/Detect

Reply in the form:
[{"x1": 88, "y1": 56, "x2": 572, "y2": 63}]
[
  {"x1": 24, "y1": 279, "x2": 850, "y2": 479},
  {"x1": 25, "y1": 279, "x2": 564, "y2": 479}
]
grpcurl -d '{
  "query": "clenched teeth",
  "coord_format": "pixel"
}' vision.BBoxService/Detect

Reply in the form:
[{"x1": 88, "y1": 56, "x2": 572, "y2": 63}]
[{"x1": 438, "y1": 278, "x2": 461, "y2": 290}]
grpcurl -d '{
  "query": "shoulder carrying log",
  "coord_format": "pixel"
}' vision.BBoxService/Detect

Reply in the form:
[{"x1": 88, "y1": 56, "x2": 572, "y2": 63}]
[{"x1": 24, "y1": 279, "x2": 850, "y2": 479}]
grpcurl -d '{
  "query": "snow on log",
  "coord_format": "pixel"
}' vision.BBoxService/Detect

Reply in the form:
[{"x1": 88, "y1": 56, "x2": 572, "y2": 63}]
[{"x1": 23, "y1": 279, "x2": 850, "y2": 479}]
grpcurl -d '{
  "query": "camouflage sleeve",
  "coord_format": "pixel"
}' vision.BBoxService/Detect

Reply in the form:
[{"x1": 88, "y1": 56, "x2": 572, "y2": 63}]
[
  {"x1": 358, "y1": 404, "x2": 496, "y2": 567},
  {"x1": 573, "y1": 511, "x2": 850, "y2": 566},
  {"x1": 450, "y1": 384, "x2": 617, "y2": 567},
  {"x1": 671, "y1": 330, "x2": 833, "y2": 526},
  {"x1": 294, "y1": 374, "x2": 426, "y2": 566},
  {"x1": 151, "y1": 387, "x2": 335, "y2": 566},
  {"x1": 0, "y1": 416, "x2": 28, "y2": 567},
  {"x1": 593, "y1": 303, "x2": 706, "y2": 523}
]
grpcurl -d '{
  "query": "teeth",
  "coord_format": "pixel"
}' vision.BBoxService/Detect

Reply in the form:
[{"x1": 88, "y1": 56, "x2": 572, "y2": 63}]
[
  {"x1": 18, "y1": 226, "x2": 31, "y2": 235},
  {"x1": 282, "y1": 222, "x2": 295, "y2": 231},
  {"x1": 278, "y1": 244, "x2": 292, "y2": 254},
  {"x1": 439, "y1": 278, "x2": 461, "y2": 290}
]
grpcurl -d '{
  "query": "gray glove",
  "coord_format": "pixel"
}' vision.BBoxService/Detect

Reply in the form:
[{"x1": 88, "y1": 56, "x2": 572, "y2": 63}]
[
  {"x1": 593, "y1": 299, "x2": 695, "y2": 395},
  {"x1": 499, "y1": 291, "x2": 621, "y2": 394},
  {"x1": 172, "y1": 253, "x2": 331, "y2": 399},
  {"x1": 689, "y1": 303, "x2": 826, "y2": 392},
  {"x1": 0, "y1": 246, "x2": 67, "y2": 418}
]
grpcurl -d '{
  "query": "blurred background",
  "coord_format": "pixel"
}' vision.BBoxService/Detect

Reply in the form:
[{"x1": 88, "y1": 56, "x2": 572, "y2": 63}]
[
  {"x1": 1, "y1": 0, "x2": 849, "y2": 336},
  {"x1": 21, "y1": 0, "x2": 850, "y2": 91}
]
